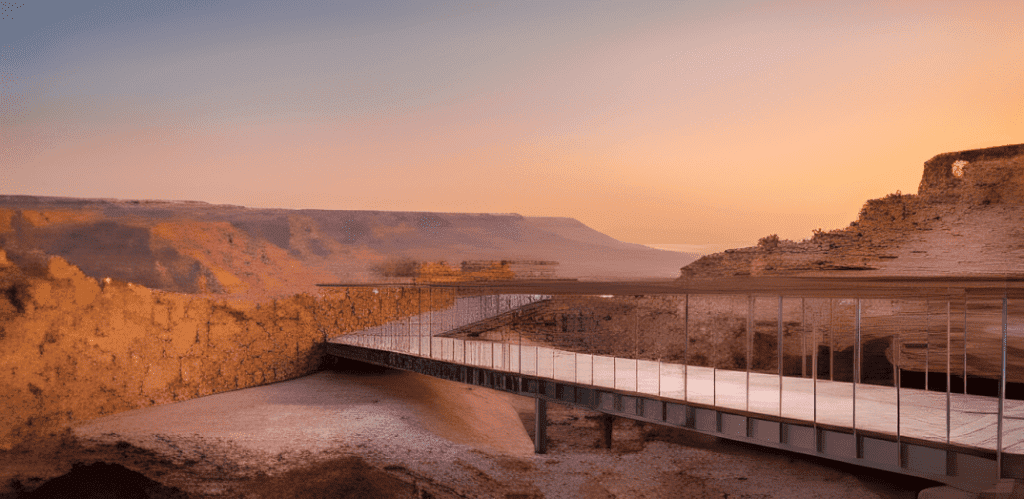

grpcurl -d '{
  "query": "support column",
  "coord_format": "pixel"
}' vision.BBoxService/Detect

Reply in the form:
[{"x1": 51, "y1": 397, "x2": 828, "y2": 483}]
[
  {"x1": 535, "y1": 398, "x2": 548, "y2": 454},
  {"x1": 601, "y1": 414, "x2": 614, "y2": 449}
]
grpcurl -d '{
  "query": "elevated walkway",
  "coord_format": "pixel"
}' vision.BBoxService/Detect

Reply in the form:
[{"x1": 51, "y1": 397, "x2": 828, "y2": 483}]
[{"x1": 323, "y1": 280, "x2": 1024, "y2": 496}]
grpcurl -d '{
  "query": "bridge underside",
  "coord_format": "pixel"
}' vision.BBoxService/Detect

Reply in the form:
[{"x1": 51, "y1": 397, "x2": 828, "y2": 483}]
[{"x1": 326, "y1": 342, "x2": 1022, "y2": 493}]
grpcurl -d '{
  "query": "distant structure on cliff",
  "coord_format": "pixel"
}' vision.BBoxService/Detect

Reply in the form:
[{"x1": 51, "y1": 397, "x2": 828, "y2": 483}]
[{"x1": 681, "y1": 143, "x2": 1024, "y2": 278}]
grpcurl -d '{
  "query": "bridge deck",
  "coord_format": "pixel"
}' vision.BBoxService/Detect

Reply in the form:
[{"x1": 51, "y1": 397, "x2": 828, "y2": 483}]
[
  {"x1": 326, "y1": 292, "x2": 1024, "y2": 488},
  {"x1": 330, "y1": 333, "x2": 1024, "y2": 455}
]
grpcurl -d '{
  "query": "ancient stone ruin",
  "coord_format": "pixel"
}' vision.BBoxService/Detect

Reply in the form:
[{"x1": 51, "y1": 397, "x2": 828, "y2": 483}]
[{"x1": 680, "y1": 143, "x2": 1024, "y2": 278}]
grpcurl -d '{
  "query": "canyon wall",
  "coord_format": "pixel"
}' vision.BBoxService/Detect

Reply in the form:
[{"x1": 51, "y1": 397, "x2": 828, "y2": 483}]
[{"x1": 0, "y1": 252, "x2": 453, "y2": 450}]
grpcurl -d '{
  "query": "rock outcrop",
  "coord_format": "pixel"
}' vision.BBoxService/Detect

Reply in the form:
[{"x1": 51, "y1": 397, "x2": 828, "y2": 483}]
[
  {"x1": 680, "y1": 144, "x2": 1024, "y2": 278},
  {"x1": 0, "y1": 255, "x2": 453, "y2": 450},
  {"x1": 0, "y1": 196, "x2": 696, "y2": 451},
  {"x1": 677, "y1": 144, "x2": 1024, "y2": 387}
]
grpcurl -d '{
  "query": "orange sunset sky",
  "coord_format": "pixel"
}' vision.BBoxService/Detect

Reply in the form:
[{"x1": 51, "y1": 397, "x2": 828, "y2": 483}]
[{"x1": 1, "y1": 0, "x2": 1021, "y2": 248}]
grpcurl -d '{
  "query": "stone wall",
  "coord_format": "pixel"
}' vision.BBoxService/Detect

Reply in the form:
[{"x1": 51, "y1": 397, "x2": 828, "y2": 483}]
[
  {"x1": 0, "y1": 253, "x2": 452, "y2": 450},
  {"x1": 918, "y1": 143, "x2": 1024, "y2": 203}
]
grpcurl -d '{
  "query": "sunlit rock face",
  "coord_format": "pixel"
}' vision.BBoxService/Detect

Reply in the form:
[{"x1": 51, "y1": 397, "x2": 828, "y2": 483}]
[
  {"x1": 676, "y1": 144, "x2": 1024, "y2": 386},
  {"x1": 680, "y1": 143, "x2": 1024, "y2": 278},
  {"x1": 918, "y1": 144, "x2": 1024, "y2": 204},
  {"x1": 0, "y1": 255, "x2": 453, "y2": 450},
  {"x1": 0, "y1": 196, "x2": 694, "y2": 451}
]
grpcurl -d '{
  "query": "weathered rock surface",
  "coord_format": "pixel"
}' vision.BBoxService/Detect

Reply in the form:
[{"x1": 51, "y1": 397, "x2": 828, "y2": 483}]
[
  {"x1": 677, "y1": 144, "x2": 1024, "y2": 385},
  {"x1": 0, "y1": 196, "x2": 695, "y2": 452},
  {"x1": 680, "y1": 144, "x2": 1024, "y2": 278},
  {"x1": 0, "y1": 255, "x2": 453, "y2": 450}
]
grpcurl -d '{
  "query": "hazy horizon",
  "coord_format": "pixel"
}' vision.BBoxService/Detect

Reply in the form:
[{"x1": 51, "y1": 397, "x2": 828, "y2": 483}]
[{"x1": 3, "y1": 0, "x2": 1021, "y2": 246}]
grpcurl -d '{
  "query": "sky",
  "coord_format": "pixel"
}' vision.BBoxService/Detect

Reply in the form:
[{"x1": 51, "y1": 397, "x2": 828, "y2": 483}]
[{"x1": 1, "y1": 0, "x2": 1021, "y2": 247}]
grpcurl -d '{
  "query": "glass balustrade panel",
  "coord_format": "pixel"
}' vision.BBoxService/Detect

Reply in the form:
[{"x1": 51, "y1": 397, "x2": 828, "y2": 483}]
[
  {"x1": 855, "y1": 297, "x2": 899, "y2": 438},
  {"x1": 683, "y1": 294, "x2": 716, "y2": 406},
  {"x1": 1002, "y1": 293, "x2": 1024, "y2": 456},
  {"x1": 750, "y1": 295, "x2": 781, "y2": 416}
]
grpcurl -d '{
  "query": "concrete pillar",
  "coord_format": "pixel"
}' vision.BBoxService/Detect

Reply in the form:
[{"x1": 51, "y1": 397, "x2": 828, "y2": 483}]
[
  {"x1": 601, "y1": 414, "x2": 614, "y2": 449},
  {"x1": 535, "y1": 398, "x2": 547, "y2": 454}
]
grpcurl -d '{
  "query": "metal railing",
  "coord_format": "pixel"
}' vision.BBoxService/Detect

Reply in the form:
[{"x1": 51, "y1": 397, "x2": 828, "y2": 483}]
[{"x1": 323, "y1": 279, "x2": 1024, "y2": 482}]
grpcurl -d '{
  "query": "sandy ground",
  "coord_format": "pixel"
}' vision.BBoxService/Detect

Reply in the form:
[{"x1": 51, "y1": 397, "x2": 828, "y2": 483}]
[{"x1": 0, "y1": 363, "x2": 942, "y2": 498}]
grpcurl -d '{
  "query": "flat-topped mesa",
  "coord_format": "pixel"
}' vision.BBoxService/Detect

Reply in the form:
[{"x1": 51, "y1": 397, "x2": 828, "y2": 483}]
[{"x1": 680, "y1": 143, "x2": 1024, "y2": 279}]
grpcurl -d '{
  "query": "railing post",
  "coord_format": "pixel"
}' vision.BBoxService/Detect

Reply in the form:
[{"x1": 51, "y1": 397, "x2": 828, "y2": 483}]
[
  {"x1": 964, "y1": 293, "x2": 968, "y2": 395},
  {"x1": 925, "y1": 299, "x2": 930, "y2": 392},
  {"x1": 896, "y1": 319, "x2": 902, "y2": 468},
  {"x1": 388, "y1": 287, "x2": 394, "y2": 351},
  {"x1": 428, "y1": 286, "x2": 433, "y2": 358},
  {"x1": 854, "y1": 298, "x2": 861, "y2": 454},
  {"x1": 811, "y1": 297, "x2": 818, "y2": 452},
  {"x1": 403, "y1": 286, "x2": 409, "y2": 354},
  {"x1": 778, "y1": 295, "x2": 783, "y2": 417},
  {"x1": 713, "y1": 296, "x2": 717, "y2": 407},
  {"x1": 946, "y1": 297, "x2": 951, "y2": 444},
  {"x1": 830, "y1": 299, "x2": 834, "y2": 382},
  {"x1": 747, "y1": 295, "x2": 753, "y2": 412},
  {"x1": 635, "y1": 295, "x2": 639, "y2": 393},
  {"x1": 684, "y1": 294, "x2": 689, "y2": 402},
  {"x1": 801, "y1": 298, "x2": 806, "y2": 378},
  {"x1": 998, "y1": 291, "x2": 1007, "y2": 479},
  {"x1": 462, "y1": 289, "x2": 467, "y2": 364},
  {"x1": 418, "y1": 285, "x2": 423, "y2": 356}
]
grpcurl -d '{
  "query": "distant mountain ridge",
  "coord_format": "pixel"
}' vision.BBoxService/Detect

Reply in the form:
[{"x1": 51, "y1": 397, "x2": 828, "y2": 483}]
[{"x1": 0, "y1": 196, "x2": 697, "y2": 297}]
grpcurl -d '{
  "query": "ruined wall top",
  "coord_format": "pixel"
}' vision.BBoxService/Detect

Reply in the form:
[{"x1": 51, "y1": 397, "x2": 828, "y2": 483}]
[{"x1": 917, "y1": 143, "x2": 1024, "y2": 203}]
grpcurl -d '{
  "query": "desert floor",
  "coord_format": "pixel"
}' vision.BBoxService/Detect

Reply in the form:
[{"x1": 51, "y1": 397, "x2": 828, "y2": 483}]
[{"x1": 0, "y1": 362, "x2": 942, "y2": 498}]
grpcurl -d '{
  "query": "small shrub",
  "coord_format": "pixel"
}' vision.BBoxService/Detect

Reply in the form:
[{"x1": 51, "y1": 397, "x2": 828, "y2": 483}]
[{"x1": 757, "y1": 234, "x2": 780, "y2": 251}]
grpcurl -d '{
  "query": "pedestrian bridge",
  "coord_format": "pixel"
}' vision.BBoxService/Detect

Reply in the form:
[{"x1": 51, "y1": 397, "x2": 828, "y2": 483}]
[{"x1": 322, "y1": 278, "x2": 1024, "y2": 495}]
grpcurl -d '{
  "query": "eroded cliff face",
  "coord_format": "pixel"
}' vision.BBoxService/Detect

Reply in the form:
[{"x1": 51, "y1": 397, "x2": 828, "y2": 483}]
[
  {"x1": 680, "y1": 144, "x2": 1024, "y2": 278},
  {"x1": 0, "y1": 253, "x2": 452, "y2": 450},
  {"x1": 676, "y1": 144, "x2": 1024, "y2": 384}
]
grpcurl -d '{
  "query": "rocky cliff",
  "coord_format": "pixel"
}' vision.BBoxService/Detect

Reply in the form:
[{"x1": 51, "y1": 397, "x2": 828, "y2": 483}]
[
  {"x1": 680, "y1": 144, "x2": 1024, "y2": 278},
  {"x1": 677, "y1": 144, "x2": 1024, "y2": 387},
  {"x1": 0, "y1": 251, "x2": 453, "y2": 450},
  {"x1": 0, "y1": 197, "x2": 696, "y2": 450}
]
